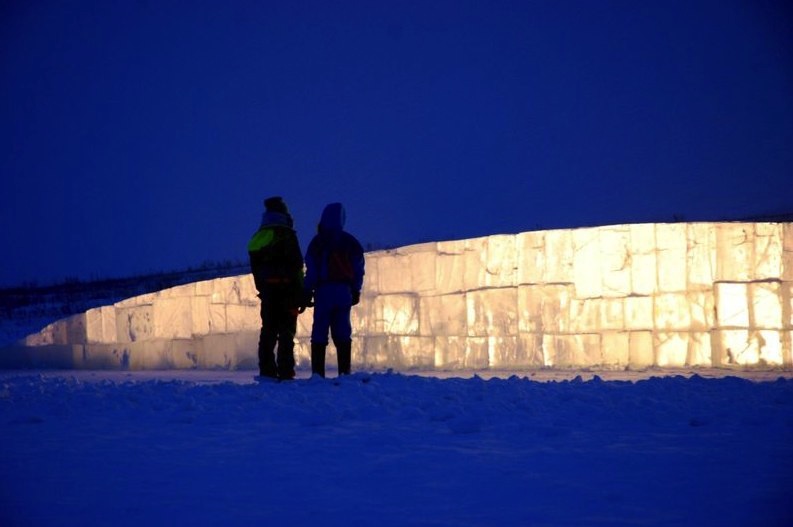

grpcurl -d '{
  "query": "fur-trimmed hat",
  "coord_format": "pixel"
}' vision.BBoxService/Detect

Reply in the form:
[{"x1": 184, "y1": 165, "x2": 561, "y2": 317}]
[{"x1": 263, "y1": 196, "x2": 289, "y2": 215}]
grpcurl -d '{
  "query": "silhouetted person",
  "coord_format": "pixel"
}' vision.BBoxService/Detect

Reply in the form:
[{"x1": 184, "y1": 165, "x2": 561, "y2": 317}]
[
  {"x1": 303, "y1": 203, "x2": 365, "y2": 377},
  {"x1": 248, "y1": 196, "x2": 304, "y2": 380}
]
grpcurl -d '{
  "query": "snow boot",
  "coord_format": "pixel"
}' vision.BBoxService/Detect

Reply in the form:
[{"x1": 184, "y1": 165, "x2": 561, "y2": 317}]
[
  {"x1": 311, "y1": 343, "x2": 327, "y2": 378},
  {"x1": 335, "y1": 340, "x2": 352, "y2": 376},
  {"x1": 257, "y1": 345, "x2": 278, "y2": 379},
  {"x1": 276, "y1": 342, "x2": 296, "y2": 381}
]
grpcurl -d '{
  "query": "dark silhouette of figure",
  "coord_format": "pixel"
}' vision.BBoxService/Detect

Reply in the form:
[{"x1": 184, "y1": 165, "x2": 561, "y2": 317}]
[
  {"x1": 247, "y1": 197, "x2": 304, "y2": 380},
  {"x1": 303, "y1": 203, "x2": 365, "y2": 377}
]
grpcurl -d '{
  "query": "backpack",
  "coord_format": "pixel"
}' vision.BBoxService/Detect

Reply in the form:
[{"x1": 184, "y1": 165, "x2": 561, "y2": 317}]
[
  {"x1": 248, "y1": 227, "x2": 300, "y2": 287},
  {"x1": 324, "y1": 245, "x2": 355, "y2": 283},
  {"x1": 248, "y1": 228, "x2": 278, "y2": 263}
]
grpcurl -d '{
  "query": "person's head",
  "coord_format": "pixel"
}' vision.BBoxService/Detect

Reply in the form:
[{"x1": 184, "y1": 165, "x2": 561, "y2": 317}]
[
  {"x1": 261, "y1": 196, "x2": 293, "y2": 228},
  {"x1": 318, "y1": 202, "x2": 346, "y2": 232},
  {"x1": 264, "y1": 196, "x2": 289, "y2": 215}
]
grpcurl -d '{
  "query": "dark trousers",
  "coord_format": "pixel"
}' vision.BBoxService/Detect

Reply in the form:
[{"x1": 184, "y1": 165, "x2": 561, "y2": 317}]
[{"x1": 258, "y1": 292, "x2": 297, "y2": 379}]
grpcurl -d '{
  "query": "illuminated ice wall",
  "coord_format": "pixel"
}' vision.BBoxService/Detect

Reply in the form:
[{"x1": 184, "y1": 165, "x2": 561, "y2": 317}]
[{"x1": 8, "y1": 222, "x2": 793, "y2": 370}]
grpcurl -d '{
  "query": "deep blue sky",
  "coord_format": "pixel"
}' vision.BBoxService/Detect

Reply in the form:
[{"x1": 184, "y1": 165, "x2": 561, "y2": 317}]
[{"x1": 2, "y1": 1, "x2": 792, "y2": 287}]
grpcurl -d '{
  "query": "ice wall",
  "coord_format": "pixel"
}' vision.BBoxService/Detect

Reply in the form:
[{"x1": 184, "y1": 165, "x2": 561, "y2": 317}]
[{"x1": 5, "y1": 222, "x2": 793, "y2": 371}]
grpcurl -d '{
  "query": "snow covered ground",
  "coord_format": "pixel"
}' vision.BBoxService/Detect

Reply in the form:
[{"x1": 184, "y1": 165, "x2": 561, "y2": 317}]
[
  {"x1": 2, "y1": 284, "x2": 793, "y2": 525},
  {"x1": 2, "y1": 368, "x2": 792, "y2": 526}
]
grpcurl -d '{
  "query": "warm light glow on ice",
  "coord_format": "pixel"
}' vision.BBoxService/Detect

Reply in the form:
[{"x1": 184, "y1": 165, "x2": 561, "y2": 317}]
[{"x1": 11, "y1": 222, "x2": 793, "y2": 372}]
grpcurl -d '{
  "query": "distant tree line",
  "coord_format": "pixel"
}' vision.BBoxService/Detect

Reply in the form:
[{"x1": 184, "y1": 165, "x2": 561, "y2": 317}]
[{"x1": 0, "y1": 259, "x2": 249, "y2": 320}]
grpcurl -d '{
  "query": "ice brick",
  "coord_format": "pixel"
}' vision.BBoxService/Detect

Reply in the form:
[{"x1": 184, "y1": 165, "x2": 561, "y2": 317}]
[
  {"x1": 712, "y1": 329, "x2": 784, "y2": 366},
  {"x1": 79, "y1": 344, "x2": 130, "y2": 369},
  {"x1": 754, "y1": 223, "x2": 783, "y2": 280},
  {"x1": 487, "y1": 336, "x2": 519, "y2": 368},
  {"x1": 601, "y1": 331, "x2": 629, "y2": 368},
  {"x1": 517, "y1": 333, "x2": 545, "y2": 367},
  {"x1": 715, "y1": 282, "x2": 749, "y2": 328},
  {"x1": 225, "y1": 304, "x2": 259, "y2": 332},
  {"x1": 715, "y1": 329, "x2": 755, "y2": 366},
  {"x1": 358, "y1": 336, "x2": 390, "y2": 368},
  {"x1": 408, "y1": 243, "x2": 439, "y2": 293},
  {"x1": 543, "y1": 333, "x2": 601, "y2": 368},
  {"x1": 171, "y1": 339, "x2": 202, "y2": 369},
  {"x1": 784, "y1": 282, "x2": 793, "y2": 329},
  {"x1": 378, "y1": 294, "x2": 420, "y2": 335},
  {"x1": 208, "y1": 303, "x2": 227, "y2": 334},
  {"x1": 436, "y1": 240, "x2": 467, "y2": 294},
  {"x1": 86, "y1": 306, "x2": 117, "y2": 344},
  {"x1": 630, "y1": 223, "x2": 656, "y2": 254},
  {"x1": 360, "y1": 336, "x2": 432, "y2": 369},
  {"x1": 153, "y1": 296, "x2": 193, "y2": 339},
  {"x1": 629, "y1": 331, "x2": 654, "y2": 368},
  {"x1": 715, "y1": 223, "x2": 753, "y2": 281},
  {"x1": 599, "y1": 226, "x2": 632, "y2": 297},
  {"x1": 361, "y1": 253, "x2": 380, "y2": 295},
  {"x1": 598, "y1": 297, "x2": 625, "y2": 331},
  {"x1": 157, "y1": 283, "x2": 193, "y2": 299},
  {"x1": 624, "y1": 296, "x2": 653, "y2": 331},
  {"x1": 464, "y1": 337, "x2": 490, "y2": 369},
  {"x1": 484, "y1": 235, "x2": 517, "y2": 288},
  {"x1": 195, "y1": 279, "x2": 214, "y2": 296},
  {"x1": 517, "y1": 284, "x2": 573, "y2": 334},
  {"x1": 433, "y1": 336, "x2": 467, "y2": 369},
  {"x1": 688, "y1": 290, "x2": 715, "y2": 331},
  {"x1": 213, "y1": 276, "x2": 257, "y2": 305},
  {"x1": 191, "y1": 296, "x2": 211, "y2": 336},
  {"x1": 125, "y1": 340, "x2": 172, "y2": 370},
  {"x1": 114, "y1": 292, "x2": 156, "y2": 309},
  {"x1": 568, "y1": 297, "x2": 600, "y2": 333},
  {"x1": 116, "y1": 306, "x2": 154, "y2": 343},
  {"x1": 631, "y1": 252, "x2": 658, "y2": 296},
  {"x1": 517, "y1": 285, "x2": 542, "y2": 333},
  {"x1": 516, "y1": 230, "x2": 545, "y2": 285},
  {"x1": 401, "y1": 336, "x2": 435, "y2": 369},
  {"x1": 756, "y1": 330, "x2": 783, "y2": 366},
  {"x1": 544, "y1": 229, "x2": 574, "y2": 283},
  {"x1": 200, "y1": 332, "x2": 257, "y2": 369},
  {"x1": 686, "y1": 223, "x2": 716, "y2": 289},
  {"x1": 466, "y1": 288, "x2": 518, "y2": 337},
  {"x1": 655, "y1": 332, "x2": 688, "y2": 367},
  {"x1": 750, "y1": 281, "x2": 783, "y2": 329},
  {"x1": 462, "y1": 237, "x2": 488, "y2": 291},
  {"x1": 688, "y1": 332, "x2": 712, "y2": 367},
  {"x1": 376, "y1": 250, "x2": 413, "y2": 294},
  {"x1": 656, "y1": 223, "x2": 687, "y2": 292},
  {"x1": 420, "y1": 293, "x2": 467, "y2": 336},
  {"x1": 572, "y1": 227, "x2": 602, "y2": 299},
  {"x1": 784, "y1": 224, "x2": 793, "y2": 281},
  {"x1": 655, "y1": 293, "x2": 691, "y2": 331}
]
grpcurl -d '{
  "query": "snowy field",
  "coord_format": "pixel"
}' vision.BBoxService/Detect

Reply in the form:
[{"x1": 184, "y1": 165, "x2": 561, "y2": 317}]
[
  {"x1": 2, "y1": 368, "x2": 792, "y2": 526},
  {"x1": 2, "y1": 289, "x2": 793, "y2": 525}
]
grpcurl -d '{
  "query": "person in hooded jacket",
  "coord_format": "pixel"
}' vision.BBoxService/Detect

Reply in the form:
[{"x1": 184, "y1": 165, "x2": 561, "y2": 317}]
[
  {"x1": 248, "y1": 196, "x2": 304, "y2": 380},
  {"x1": 303, "y1": 202, "x2": 365, "y2": 377}
]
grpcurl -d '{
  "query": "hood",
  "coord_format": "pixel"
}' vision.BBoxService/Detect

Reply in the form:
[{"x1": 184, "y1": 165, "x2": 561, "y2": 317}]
[{"x1": 318, "y1": 202, "x2": 346, "y2": 232}]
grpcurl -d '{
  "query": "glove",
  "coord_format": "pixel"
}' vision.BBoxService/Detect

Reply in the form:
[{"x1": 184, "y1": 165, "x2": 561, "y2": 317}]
[
  {"x1": 351, "y1": 290, "x2": 361, "y2": 306},
  {"x1": 298, "y1": 290, "x2": 314, "y2": 313}
]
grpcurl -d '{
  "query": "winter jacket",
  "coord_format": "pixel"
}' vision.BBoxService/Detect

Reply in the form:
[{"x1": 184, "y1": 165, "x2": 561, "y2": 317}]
[
  {"x1": 304, "y1": 203, "x2": 365, "y2": 295},
  {"x1": 248, "y1": 211, "x2": 304, "y2": 296}
]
